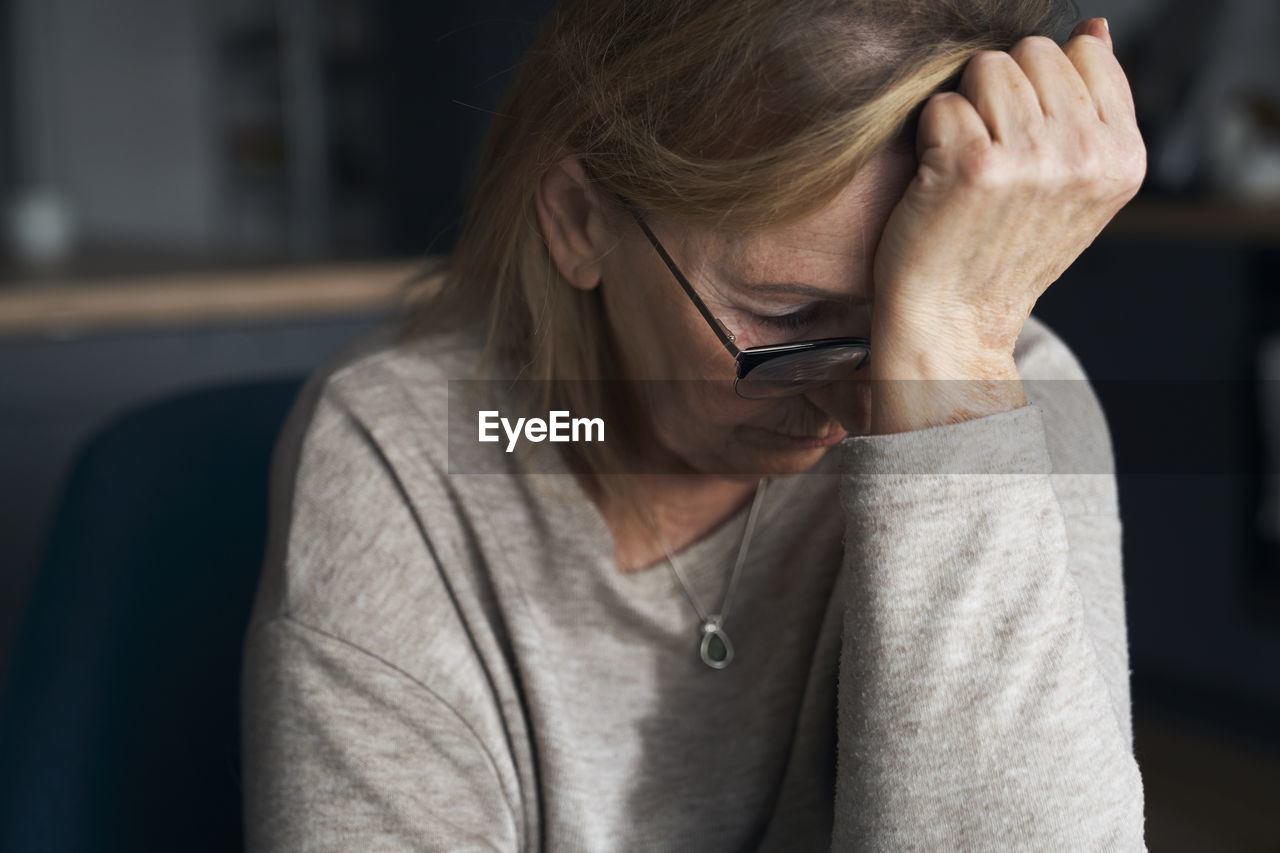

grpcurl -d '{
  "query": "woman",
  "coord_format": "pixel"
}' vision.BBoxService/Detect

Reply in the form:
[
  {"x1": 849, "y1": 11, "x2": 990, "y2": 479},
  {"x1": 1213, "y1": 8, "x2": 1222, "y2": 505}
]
[{"x1": 241, "y1": 0, "x2": 1147, "y2": 849}]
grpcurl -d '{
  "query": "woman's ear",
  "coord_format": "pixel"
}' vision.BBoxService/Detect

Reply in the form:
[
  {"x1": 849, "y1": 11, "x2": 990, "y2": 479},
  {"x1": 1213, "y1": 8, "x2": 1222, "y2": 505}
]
[{"x1": 535, "y1": 156, "x2": 609, "y2": 291}]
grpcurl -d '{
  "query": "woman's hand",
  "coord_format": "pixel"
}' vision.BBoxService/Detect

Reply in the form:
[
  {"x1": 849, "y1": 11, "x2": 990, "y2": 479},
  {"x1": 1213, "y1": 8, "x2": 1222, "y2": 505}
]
[{"x1": 863, "y1": 17, "x2": 1146, "y2": 434}]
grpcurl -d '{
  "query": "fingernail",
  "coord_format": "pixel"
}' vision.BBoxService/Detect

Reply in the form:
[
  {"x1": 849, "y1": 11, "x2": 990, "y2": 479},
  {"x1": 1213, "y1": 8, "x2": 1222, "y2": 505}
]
[{"x1": 1101, "y1": 17, "x2": 1109, "y2": 32}]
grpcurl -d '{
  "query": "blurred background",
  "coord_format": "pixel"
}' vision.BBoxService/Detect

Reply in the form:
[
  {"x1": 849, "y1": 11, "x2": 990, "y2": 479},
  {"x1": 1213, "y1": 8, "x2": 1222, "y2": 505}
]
[{"x1": 0, "y1": 0, "x2": 1276, "y2": 850}]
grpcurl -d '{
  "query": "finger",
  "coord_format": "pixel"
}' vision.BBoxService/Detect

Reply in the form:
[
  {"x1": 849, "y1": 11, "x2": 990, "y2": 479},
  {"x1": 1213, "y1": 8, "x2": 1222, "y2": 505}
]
[
  {"x1": 1008, "y1": 35, "x2": 1096, "y2": 125},
  {"x1": 955, "y1": 51, "x2": 1044, "y2": 145},
  {"x1": 915, "y1": 90, "x2": 990, "y2": 165},
  {"x1": 1070, "y1": 16, "x2": 1112, "y2": 53},
  {"x1": 1062, "y1": 28, "x2": 1138, "y2": 126}
]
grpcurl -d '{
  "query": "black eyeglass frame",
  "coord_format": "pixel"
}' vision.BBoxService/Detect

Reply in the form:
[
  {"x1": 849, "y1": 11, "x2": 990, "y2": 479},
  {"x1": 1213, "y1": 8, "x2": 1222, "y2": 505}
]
[{"x1": 616, "y1": 196, "x2": 872, "y2": 397}]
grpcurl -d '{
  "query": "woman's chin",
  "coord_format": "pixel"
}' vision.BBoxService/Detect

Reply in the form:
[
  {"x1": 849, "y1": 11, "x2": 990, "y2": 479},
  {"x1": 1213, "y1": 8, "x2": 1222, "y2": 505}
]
[{"x1": 723, "y1": 426, "x2": 850, "y2": 475}]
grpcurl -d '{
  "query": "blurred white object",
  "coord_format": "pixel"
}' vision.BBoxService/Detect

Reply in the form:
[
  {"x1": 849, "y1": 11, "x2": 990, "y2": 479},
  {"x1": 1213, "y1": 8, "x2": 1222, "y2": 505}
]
[
  {"x1": 4, "y1": 186, "x2": 78, "y2": 267},
  {"x1": 1153, "y1": 0, "x2": 1280, "y2": 193},
  {"x1": 1258, "y1": 334, "x2": 1280, "y2": 543},
  {"x1": 1206, "y1": 93, "x2": 1280, "y2": 203}
]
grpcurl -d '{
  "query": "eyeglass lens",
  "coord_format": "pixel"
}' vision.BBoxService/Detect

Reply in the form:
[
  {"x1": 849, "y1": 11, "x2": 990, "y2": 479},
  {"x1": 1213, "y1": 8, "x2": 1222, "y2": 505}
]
[{"x1": 733, "y1": 344, "x2": 869, "y2": 399}]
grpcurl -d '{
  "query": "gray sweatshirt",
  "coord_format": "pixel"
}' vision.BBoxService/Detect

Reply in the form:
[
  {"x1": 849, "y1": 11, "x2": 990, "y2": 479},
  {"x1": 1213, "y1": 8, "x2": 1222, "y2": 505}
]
[{"x1": 240, "y1": 313, "x2": 1146, "y2": 851}]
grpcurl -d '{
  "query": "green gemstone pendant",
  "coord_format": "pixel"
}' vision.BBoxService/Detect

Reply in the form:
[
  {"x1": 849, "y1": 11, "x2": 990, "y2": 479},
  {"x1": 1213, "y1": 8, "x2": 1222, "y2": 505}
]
[{"x1": 699, "y1": 617, "x2": 733, "y2": 669}]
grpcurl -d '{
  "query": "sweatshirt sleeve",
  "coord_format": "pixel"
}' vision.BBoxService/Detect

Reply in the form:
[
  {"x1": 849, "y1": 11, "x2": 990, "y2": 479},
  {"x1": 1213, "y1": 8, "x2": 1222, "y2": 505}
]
[
  {"x1": 240, "y1": 617, "x2": 520, "y2": 852},
  {"x1": 240, "y1": 385, "x2": 522, "y2": 852},
  {"x1": 829, "y1": 398, "x2": 1146, "y2": 850}
]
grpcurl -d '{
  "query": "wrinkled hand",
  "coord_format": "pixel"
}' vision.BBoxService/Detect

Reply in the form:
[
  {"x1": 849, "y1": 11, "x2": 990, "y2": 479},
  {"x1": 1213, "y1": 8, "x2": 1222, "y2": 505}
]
[{"x1": 862, "y1": 17, "x2": 1146, "y2": 433}]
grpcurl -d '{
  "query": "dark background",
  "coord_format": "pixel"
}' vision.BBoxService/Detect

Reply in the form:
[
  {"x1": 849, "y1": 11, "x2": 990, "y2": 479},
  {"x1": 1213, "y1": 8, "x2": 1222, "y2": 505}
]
[{"x1": 0, "y1": 0, "x2": 1277, "y2": 850}]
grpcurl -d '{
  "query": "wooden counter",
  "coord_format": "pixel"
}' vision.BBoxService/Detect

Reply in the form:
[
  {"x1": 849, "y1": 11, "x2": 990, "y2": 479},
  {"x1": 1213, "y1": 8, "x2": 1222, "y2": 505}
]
[
  {"x1": 1101, "y1": 197, "x2": 1280, "y2": 245},
  {"x1": 0, "y1": 258, "x2": 443, "y2": 337},
  {"x1": 1, "y1": 195, "x2": 1277, "y2": 338}
]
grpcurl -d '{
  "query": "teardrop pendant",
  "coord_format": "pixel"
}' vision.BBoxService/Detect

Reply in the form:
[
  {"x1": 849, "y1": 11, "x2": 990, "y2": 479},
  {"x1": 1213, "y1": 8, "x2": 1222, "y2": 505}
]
[{"x1": 699, "y1": 617, "x2": 733, "y2": 669}]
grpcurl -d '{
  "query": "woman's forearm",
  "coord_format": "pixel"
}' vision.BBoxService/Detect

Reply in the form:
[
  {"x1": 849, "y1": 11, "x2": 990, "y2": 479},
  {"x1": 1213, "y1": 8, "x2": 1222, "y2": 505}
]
[{"x1": 830, "y1": 405, "x2": 1144, "y2": 850}]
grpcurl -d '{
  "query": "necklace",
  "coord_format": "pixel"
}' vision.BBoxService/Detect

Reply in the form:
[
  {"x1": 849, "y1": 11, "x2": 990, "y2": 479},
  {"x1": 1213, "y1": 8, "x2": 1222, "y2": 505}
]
[{"x1": 656, "y1": 478, "x2": 769, "y2": 670}]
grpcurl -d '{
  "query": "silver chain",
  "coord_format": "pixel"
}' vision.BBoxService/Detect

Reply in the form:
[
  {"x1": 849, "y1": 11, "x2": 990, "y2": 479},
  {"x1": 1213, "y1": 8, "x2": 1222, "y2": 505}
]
[{"x1": 657, "y1": 478, "x2": 769, "y2": 669}]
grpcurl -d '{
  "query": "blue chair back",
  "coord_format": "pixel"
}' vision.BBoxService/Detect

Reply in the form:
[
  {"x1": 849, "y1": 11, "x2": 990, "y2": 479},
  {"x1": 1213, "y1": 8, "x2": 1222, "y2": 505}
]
[{"x1": 0, "y1": 377, "x2": 305, "y2": 853}]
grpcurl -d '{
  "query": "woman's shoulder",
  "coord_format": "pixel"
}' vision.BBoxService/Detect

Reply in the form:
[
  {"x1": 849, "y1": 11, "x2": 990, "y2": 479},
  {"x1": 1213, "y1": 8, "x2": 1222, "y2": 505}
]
[
  {"x1": 249, "y1": 318, "x2": 512, "y2": 684},
  {"x1": 277, "y1": 316, "x2": 499, "y2": 514},
  {"x1": 279, "y1": 318, "x2": 487, "y2": 453},
  {"x1": 252, "y1": 318, "x2": 490, "y2": 610}
]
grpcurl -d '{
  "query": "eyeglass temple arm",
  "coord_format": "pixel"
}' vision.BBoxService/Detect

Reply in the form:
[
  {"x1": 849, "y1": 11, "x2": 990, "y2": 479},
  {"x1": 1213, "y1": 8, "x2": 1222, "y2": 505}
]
[{"x1": 615, "y1": 197, "x2": 743, "y2": 357}]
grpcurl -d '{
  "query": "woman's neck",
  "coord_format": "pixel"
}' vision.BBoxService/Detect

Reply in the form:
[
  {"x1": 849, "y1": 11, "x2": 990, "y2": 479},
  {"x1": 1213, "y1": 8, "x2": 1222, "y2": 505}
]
[{"x1": 579, "y1": 473, "x2": 762, "y2": 574}]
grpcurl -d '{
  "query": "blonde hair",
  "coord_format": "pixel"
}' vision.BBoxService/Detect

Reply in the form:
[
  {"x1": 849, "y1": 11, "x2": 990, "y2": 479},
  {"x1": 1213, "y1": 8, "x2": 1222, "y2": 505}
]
[{"x1": 398, "y1": 0, "x2": 1077, "y2": 531}]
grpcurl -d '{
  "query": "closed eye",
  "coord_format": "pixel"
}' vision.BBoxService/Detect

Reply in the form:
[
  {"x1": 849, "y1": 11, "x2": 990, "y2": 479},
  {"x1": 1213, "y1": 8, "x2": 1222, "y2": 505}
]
[{"x1": 751, "y1": 303, "x2": 824, "y2": 332}]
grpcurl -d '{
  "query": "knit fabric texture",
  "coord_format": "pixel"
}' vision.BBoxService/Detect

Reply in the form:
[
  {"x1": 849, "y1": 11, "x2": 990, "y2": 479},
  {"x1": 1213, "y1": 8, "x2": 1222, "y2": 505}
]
[{"x1": 240, "y1": 313, "x2": 1146, "y2": 851}]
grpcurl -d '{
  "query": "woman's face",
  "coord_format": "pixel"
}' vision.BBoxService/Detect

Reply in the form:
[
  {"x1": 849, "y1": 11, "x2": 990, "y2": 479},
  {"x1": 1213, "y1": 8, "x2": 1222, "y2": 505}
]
[{"x1": 598, "y1": 145, "x2": 918, "y2": 478}]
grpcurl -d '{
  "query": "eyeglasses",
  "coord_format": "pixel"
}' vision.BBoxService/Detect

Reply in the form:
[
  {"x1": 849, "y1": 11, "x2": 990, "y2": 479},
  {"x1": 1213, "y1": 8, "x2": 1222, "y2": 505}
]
[{"x1": 618, "y1": 198, "x2": 872, "y2": 399}]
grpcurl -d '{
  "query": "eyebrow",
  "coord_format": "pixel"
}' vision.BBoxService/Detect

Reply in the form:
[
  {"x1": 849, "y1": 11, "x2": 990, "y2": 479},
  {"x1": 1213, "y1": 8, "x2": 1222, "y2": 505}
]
[{"x1": 727, "y1": 278, "x2": 872, "y2": 306}]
